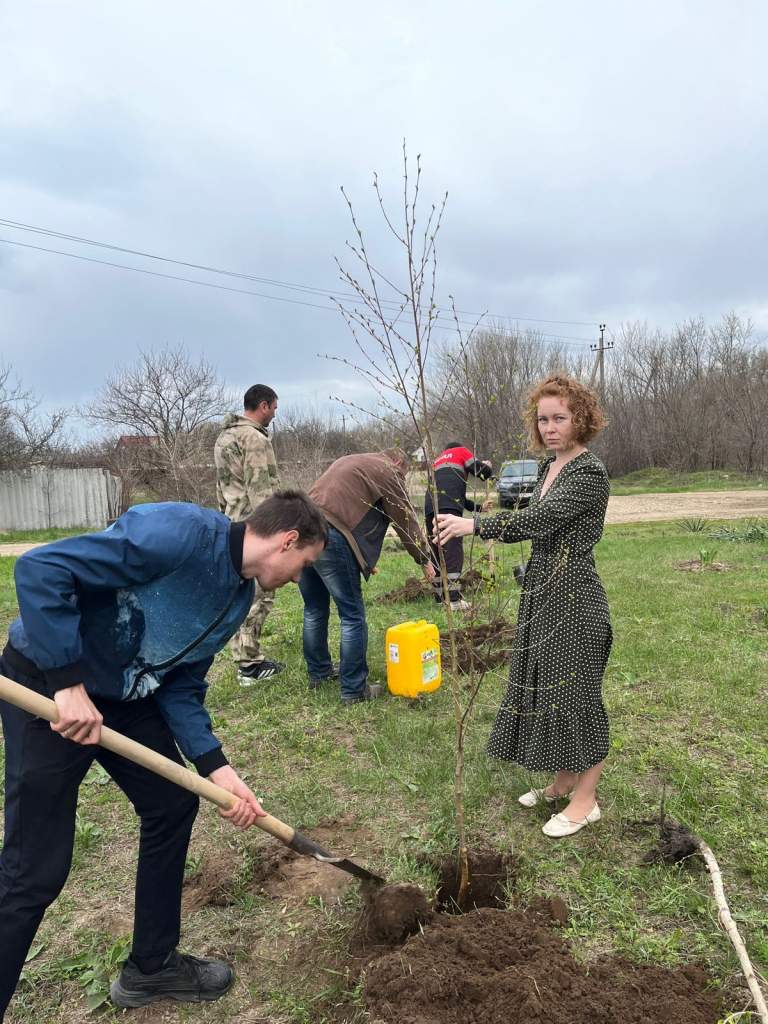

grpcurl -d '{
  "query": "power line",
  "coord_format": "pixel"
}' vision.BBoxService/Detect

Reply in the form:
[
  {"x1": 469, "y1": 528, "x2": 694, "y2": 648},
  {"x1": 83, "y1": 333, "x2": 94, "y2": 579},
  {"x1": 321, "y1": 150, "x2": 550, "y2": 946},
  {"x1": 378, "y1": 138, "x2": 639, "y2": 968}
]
[
  {"x1": 0, "y1": 234, "x2": 596, "y2": 348},
  {"x1": 0, "y1": 216, "x2": 601, "y2": 331}
]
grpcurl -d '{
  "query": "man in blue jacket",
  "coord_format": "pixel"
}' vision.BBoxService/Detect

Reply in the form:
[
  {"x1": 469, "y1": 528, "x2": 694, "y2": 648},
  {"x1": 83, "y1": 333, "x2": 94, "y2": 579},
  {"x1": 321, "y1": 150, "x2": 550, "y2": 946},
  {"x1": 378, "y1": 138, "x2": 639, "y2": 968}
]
[{"x1": 0, "y1": 490, "x2": 326, "y2": 1019}]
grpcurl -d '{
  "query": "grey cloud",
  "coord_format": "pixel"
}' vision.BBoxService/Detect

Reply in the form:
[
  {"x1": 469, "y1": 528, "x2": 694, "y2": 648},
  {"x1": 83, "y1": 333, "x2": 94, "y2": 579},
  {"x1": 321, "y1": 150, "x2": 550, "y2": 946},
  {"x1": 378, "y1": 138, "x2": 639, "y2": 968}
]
[
  {"x1": 1, "y1": 0, "x2": 767, "y2": 430},
  {"x1": 0, "y1": 102, "x2": 147, "y2": 201}
]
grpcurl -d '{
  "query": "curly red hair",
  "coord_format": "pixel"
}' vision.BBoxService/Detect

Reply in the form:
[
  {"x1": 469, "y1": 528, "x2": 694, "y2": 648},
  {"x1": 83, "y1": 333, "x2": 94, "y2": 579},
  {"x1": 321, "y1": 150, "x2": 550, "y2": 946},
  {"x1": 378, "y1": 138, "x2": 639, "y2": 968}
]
[{"x1": 524, "y1": 375, "x2": 607, "y2": 453}]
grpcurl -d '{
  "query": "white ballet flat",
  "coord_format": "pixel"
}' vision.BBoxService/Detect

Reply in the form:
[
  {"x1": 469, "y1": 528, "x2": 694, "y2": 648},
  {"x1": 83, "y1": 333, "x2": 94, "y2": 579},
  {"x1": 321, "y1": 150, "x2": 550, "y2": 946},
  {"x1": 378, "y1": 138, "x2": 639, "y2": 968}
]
[
  {"x1": 542, "y1": 804, "x2": 601, "y2": 838},
  {"x1": 518, "y1": 788, "x2": 572, "y2": 808}
]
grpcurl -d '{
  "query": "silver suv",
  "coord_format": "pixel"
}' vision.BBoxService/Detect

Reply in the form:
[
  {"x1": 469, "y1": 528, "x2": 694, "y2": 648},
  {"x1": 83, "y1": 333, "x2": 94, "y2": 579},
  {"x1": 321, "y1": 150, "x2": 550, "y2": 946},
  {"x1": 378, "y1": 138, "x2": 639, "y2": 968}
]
[{"x1": 496, "y1": 459, "x2": 539, "y2": 508}]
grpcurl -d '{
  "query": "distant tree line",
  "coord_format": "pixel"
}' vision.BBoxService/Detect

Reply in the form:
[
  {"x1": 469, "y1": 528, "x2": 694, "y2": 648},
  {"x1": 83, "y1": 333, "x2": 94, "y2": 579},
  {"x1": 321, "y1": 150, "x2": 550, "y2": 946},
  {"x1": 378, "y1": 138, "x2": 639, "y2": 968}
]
[
  {"x1": 428, "y1": 312, "x2": 768, "y2": 476},
  {"x1": 1, "y1": 312, "x2": 765, "y2": 511}
]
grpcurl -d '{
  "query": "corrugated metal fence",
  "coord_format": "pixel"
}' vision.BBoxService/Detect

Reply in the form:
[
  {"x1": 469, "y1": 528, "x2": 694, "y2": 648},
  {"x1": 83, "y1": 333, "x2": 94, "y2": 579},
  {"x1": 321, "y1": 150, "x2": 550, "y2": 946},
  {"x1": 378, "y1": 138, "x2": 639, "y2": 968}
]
[{"x1": 0, "y1": 468, "x2": 122, "y2": 530}]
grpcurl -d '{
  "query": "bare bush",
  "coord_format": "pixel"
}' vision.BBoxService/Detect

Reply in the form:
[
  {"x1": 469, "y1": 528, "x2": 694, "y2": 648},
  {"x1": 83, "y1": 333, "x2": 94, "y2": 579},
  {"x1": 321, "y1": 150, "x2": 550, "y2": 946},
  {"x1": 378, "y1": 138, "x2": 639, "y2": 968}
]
[
  {"x1": 85, "y1": 346, "x2": 234, "y2": 504},
  {"x1": 0, "y1": 364, "x2": 69, "y2": 470},
  {"x1": 428, "y1": 314, "x2": 767, "y2": 477},
  {"x1": 272, "y1": 405, "x2": 350, "y2": 486},
  {"x1": 603, "y1": 314, "x2": 768, "y2": 475}
]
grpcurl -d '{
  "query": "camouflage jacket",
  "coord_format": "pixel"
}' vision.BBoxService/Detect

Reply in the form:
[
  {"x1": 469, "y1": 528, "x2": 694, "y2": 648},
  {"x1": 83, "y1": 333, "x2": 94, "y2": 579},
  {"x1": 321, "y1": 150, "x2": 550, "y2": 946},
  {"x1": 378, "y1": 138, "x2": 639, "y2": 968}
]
[{"x1": 214, "y1": 414, "x2": 279, "y2": 522}]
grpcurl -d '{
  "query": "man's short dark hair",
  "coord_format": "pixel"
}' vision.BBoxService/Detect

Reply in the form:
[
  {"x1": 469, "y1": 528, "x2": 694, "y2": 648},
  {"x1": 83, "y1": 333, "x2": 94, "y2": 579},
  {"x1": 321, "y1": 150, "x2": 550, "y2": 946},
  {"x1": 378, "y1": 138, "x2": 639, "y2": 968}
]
[
  {"x1": 245, "y1": 489, "x2": 328, "y2": 548},
  {"x1": 244, "y1": 385, "x2": 278, "y2": 411},
  {"x1": 382, "y1": 446, "x2": 411, "y2": 471},
  {"x1": 444, "y1": 440, "x2": 462, "y2": 450}
]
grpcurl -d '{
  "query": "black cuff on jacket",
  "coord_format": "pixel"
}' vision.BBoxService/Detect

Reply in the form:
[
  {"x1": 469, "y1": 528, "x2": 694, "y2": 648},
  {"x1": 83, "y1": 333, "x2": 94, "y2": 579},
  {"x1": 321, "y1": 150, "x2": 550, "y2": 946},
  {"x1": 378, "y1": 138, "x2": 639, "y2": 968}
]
[
  {"x1": 229, "y1": 521, "x2": 247, "y2": 576},
  {"x1": 44, "y1": 660, "x2": 89, "y2": 696},
  {"x1": 193, "y1": 746, "x2": 229, "y2": 776}
]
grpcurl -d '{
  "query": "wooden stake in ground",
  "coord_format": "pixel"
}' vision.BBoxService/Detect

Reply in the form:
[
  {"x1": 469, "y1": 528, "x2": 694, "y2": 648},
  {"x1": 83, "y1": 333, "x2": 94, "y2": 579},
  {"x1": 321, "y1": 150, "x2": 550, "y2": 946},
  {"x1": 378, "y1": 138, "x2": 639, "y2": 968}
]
[{"x1": 484, "y1": 476, "x2": 495, "y2": 576}]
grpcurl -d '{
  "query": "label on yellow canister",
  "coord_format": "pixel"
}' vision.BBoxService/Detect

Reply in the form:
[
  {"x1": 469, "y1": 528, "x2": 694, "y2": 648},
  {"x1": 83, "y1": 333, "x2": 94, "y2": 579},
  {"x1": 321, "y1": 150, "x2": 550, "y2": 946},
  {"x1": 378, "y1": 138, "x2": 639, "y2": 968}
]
[{"x1": 385, "y1": 619, "x2": 442, "y2": 698}]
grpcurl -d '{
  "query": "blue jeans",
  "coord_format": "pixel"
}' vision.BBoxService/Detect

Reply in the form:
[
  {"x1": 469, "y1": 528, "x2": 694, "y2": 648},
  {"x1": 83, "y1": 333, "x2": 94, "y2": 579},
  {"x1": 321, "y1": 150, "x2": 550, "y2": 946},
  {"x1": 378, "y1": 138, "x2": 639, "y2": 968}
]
[{"x1": 298, "y1": 527, "x2": 368, "y2": 700}]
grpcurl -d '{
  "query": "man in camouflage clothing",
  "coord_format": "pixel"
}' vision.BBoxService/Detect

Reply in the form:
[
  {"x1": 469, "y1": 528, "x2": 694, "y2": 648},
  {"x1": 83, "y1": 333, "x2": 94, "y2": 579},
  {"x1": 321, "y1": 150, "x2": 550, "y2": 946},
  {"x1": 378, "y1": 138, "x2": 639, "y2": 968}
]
[{"x1": 214, "y1": 384, "x2": 283, "y2": 683}]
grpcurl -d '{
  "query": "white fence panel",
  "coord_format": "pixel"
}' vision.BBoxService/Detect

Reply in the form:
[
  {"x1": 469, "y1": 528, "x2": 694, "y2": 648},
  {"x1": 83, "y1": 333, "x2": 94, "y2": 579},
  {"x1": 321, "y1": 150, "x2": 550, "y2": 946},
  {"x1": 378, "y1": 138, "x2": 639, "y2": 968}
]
[{"x1": 0, "y1": 468, "x2": 122, "y2": 530}]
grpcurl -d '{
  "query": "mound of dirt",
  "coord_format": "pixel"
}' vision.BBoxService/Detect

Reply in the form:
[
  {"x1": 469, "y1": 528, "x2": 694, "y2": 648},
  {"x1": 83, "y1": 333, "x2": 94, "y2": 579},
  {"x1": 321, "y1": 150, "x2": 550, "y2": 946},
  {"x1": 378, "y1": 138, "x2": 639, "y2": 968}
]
[
  {"x1": 456, "y1": 568, "x2": 486, "y2": 593},
  {"x1": 378, "y1": 576, "x2": 429, "y2": 604},
  {"x1": 643, "y1": 815, "x2": 701, "y2": 866},
  {"x1": 676, "y1": 559, "x2": 732, "y2": 573},
  {"x1": 434, "y1": 850, "x2": 516, "y2": 912},
  {"x1": 526, "y1": 894, "x2": 570, "y2": 926},
  {"x1": 362, "y1": 882, "x2": 432, "y2": 943},
  {"x1": 377, "y1": 570, "x2": 490, "y2": 605},
  {"x1": 439, "y1": 618, "x2": 516, "y2": 674},
  {"x1": 363, "y1": 907, "x2": 720, "y2": 1024}
]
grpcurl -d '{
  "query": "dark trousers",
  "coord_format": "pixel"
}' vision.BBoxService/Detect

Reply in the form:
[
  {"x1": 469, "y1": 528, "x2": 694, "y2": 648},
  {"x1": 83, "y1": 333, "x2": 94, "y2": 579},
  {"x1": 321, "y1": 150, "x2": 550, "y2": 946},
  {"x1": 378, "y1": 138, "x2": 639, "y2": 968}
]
[
  {"x1": 0, "y1": 650, "x2": 199, "y2": 1021},
  {"x1": 425, "y1": 511, "x2": 464, "y2": 602}
]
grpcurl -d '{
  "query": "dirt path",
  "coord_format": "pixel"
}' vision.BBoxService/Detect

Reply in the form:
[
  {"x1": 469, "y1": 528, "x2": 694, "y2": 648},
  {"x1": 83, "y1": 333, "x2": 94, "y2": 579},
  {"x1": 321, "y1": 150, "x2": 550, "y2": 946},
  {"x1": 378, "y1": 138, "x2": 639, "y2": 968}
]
[
  {"x1": 605, "y1": 489, "x2": 768, "y2": 524},
  {"x1": 0, "y1": 542, "x2": 48, "y2": 557},
  {"x1": 0, "y1": 490, "x2": 766, "y2": 559}
]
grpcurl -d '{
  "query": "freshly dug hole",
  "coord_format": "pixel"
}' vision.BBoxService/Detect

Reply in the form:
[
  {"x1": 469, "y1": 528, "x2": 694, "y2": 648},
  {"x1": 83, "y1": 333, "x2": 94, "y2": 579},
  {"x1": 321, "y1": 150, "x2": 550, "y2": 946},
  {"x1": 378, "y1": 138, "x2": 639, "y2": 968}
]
[{"x1": 434, "y1": 849, "x2": 516, "y2": 912}]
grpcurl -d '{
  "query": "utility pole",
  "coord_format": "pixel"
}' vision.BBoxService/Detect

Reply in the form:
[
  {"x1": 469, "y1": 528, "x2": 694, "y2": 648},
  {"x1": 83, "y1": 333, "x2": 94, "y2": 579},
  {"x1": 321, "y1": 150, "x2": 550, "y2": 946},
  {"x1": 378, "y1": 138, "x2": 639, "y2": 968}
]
[{"x1": 589, "y1": 323, "x2": 613, "y2": 396}]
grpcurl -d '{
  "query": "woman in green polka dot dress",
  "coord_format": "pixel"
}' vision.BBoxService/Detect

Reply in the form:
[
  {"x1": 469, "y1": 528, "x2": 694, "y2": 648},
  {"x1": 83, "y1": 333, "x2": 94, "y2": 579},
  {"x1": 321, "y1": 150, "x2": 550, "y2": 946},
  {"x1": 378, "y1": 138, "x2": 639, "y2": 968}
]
[{"x1": 436, "y1": 375, "x2": 611, "y2": 838}]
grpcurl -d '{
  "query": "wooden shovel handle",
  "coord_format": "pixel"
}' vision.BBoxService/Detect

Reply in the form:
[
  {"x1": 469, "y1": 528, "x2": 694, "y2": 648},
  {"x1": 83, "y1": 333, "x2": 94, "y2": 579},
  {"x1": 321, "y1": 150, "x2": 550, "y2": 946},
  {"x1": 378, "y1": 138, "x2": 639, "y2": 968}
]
[{"x1": 0, "y1": 673, "x2": 295, "y2": 846}]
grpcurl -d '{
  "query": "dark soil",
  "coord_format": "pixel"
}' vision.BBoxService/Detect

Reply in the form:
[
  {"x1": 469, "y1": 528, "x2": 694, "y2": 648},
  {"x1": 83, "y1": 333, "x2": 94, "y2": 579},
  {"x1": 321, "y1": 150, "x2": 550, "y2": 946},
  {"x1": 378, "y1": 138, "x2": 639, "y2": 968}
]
[
  {"x1": 363, "y1": 906, "x2": 721, "y2": 1024},
  {"x1": 456, "y1": 568, "x2": 486, "y2": 593},
  {"x1": 182, "y1": 847, "x2": 243, "y2": 911},
  {"x1": 361, "y1": 882, "x2": 432, "y2": 943},
  {"x1": 378, "y1": 576, "x2": 430, "y2": 604},
  {"x1": 377, "y1": 569, "x2": 489, "y2": 605},
  {"x1": 643, "y1": 815, "x2": 701, "y2": 865},
  {"x1": 434, "y1": 849, "x2": 516, "y2": 912},
  {"x1": 526, "y1": 894, "x2": 570, "y2": 926},
  {"x1": 440, "y1": 618, "x2": 516, "y2": 673}
]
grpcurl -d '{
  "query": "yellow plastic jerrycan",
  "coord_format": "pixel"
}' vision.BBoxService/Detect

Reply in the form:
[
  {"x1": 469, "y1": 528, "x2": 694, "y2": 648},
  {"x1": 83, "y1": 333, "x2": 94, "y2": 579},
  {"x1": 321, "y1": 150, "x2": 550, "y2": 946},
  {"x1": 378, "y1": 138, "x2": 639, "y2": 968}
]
[{"x1": 385, "y1": 619, "x2": 442, "y2": 698}]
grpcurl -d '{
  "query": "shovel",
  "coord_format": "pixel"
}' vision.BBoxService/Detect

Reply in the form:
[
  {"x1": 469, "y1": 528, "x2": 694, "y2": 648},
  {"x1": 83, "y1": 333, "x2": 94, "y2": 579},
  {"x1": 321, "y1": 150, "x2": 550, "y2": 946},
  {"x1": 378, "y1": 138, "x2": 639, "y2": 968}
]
[{"x1": 0, "y1": 674, "x2": 385, "y2": 886}]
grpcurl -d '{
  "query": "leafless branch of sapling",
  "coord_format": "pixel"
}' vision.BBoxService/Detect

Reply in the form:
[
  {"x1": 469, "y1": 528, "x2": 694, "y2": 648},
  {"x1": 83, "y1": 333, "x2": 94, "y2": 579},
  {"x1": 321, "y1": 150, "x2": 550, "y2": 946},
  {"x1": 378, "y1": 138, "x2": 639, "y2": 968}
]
[{"x1": 332, "y1": 146, "x2": 485, "y2": 901}]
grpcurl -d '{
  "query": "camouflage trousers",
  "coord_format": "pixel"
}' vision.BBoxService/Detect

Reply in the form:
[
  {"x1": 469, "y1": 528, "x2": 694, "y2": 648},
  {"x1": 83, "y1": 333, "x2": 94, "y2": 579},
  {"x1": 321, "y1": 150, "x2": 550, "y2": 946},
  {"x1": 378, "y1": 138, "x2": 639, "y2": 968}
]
[{"x1": 230, "y1": 585, "x2": 275, "y2": 665}]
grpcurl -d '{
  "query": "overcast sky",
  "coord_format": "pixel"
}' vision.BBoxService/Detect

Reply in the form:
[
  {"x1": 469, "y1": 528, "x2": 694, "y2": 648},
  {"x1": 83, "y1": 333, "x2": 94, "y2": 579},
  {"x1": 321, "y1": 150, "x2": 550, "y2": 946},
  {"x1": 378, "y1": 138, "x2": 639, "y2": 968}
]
[{"x1": 1, "y1": 1, "x2": 766, "y2": 433}]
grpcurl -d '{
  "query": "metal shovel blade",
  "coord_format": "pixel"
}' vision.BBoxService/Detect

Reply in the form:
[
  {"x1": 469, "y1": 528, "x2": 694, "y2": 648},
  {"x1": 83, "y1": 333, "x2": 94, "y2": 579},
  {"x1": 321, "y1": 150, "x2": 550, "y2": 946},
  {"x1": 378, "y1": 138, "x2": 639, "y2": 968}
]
[{"x1": 288, "y1": 830, "x2": 385, "y2": 885}]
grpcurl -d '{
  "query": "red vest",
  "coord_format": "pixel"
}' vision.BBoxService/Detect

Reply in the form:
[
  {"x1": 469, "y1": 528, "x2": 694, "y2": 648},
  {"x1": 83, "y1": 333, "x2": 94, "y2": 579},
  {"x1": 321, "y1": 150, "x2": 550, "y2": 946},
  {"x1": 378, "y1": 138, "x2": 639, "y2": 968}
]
[{"x1": 433, "y1": 447, "x2": 473, "y2": 472}]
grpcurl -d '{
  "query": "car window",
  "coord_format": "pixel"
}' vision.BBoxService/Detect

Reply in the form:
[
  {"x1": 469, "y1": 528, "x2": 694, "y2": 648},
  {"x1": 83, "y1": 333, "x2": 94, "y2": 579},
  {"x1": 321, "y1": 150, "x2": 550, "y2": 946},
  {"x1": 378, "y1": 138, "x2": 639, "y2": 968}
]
[{"x1": 501, "y1": 460, "x2": 538, "y2": 477}]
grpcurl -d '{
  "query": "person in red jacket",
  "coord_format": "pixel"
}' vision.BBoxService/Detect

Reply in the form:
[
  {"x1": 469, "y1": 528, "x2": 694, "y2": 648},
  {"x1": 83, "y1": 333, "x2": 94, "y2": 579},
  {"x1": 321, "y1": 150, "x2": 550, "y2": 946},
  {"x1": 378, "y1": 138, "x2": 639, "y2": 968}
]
[{"x1": 424, "y1": 442, "x2": 493, "y2": 610}]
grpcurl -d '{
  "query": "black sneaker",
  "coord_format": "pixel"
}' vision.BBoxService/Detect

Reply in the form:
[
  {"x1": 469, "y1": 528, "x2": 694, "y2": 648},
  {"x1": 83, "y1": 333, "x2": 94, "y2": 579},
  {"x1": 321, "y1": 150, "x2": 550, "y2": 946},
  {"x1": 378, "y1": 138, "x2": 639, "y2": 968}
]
[
  {"x1": 308, "y1": 664, "x2": 340, "y2": 690},
  {"x1": 237, "y1": 659, "x2": 284, "y2": 686},
  {"x1": 342, "y1": 683, "x2": 383, "y2": 705},
  {"x1": 110, "y1": 951, "x2": 234, "y2": 1007}
]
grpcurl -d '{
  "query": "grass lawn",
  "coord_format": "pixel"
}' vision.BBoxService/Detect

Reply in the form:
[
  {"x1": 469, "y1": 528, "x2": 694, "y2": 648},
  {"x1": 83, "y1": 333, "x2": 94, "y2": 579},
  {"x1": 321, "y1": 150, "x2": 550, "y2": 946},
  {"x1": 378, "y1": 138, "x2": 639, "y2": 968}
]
[
  {"x1": 0, "y1": 520, "x2": 767, "y2": 1022},
  {"x1": 610, "y1": 468, "x2": 768, "y2": 495},
  {"x1": 0, "y1": 527, "x2": 90, "y2": 544}
]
